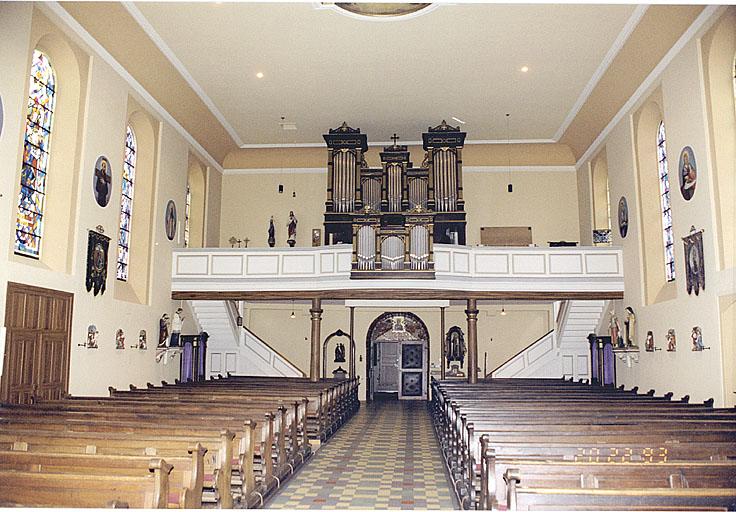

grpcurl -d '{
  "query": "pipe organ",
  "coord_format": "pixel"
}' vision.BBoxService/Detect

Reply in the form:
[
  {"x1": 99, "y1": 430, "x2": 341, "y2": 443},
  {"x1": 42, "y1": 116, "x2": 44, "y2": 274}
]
[{"x1": 323, "y1": 121, "x2": 466, "y2": 278}]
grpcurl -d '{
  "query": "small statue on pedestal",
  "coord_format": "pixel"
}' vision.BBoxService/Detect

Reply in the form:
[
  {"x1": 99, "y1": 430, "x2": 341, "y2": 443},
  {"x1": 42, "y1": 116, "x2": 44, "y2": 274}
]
[
  {"x1": 334, "y1": 342, "x2": 346, "y2": 363},
  {"x1": 287, "y1": 211, "x2": 298, "y2": 247},
  {"x1": 158, "y1": 313, "x2": 170, "y2": 348},
  {"x1": 624, "y1": 307, "x2": 636, "y2": 347},
  {"x1": 610, "y1": 311, "x2": 624, "y2": 348},
  {"x1": 268, "y1": 217, "x2": 276, "y2": 248}
]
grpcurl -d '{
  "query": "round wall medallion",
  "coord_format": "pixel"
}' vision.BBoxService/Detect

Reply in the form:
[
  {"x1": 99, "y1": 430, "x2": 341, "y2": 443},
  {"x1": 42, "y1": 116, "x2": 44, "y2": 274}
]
[
  {"x1": 165, "y1": 200, "x2": 177, "y2": 241},
  {"x1": 678, "y1": 146, "x2": 697, "y2": 201},
  {"x1": 93, "y1": 156, "x2": 112, "y2": 207},
  {"x1": 618, "y1": 196, "x2": 629, "y2": 238}
]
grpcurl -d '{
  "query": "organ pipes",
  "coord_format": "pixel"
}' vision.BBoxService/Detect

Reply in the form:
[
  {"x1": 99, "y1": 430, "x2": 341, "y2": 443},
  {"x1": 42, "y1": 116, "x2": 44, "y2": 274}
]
[
  {"x1": 408, "y1": 177, "x2": 428, "y2": 209},
  {"x1": 388, "y1": 164, "x2": 403, "y2": 212},
  {"x1": 333, "y1": 150, "x2": 357, "y2": 212},
  {"x1": 410, "y1": 225, "x2": 429, "y2": 270},
  {"x1": 433, "y1": 149, "x2": 458, "y2": 211},
  {"x1": 357, "y1": 225, "x2": 376, "y2": 270}
]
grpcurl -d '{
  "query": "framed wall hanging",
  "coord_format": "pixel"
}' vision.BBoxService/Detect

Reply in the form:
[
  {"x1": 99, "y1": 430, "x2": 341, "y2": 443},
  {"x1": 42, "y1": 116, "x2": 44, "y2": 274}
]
[
  {"x1": 93, "y1": 156, "x2": 112, "y2": 207},
  {"x1": 165, "y1": 200, "x2": 177, "y2": 241},
  {"x1": 617, "y1": 196, "x2": 629, "y2": 238},
  {"x1": 678, "y1": 146, "x2": 697, "y2": 200},
  {"x1": 683, "y1": 226, "x2": 705, "y2": 295},
  {"x1": 86, "y1": 229, "x2": 110, "y2": 296}
]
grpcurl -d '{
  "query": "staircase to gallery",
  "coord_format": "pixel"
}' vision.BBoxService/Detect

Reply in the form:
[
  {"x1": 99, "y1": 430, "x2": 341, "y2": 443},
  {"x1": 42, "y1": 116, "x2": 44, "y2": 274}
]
[
  {"x1": 188, "y1": 300, "x2": 304, "y2": 378},
  {"x1": 491, "y1": 300, "x2": 607, "y2": 381}
]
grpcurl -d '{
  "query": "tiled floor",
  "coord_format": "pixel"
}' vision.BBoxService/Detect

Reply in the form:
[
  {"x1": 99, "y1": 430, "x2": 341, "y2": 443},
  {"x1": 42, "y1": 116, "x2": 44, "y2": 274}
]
[{"x1": 266, "y1": 400, "x2": 457, "y2": 510}]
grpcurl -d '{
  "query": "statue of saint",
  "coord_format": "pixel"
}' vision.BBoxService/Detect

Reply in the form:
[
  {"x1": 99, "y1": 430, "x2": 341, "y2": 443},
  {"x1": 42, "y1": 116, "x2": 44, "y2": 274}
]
[
  {"x1": 158, "y1": 313, "x2": 170, "y2": 348},
  {"x1": 610, "y1": 311, "x2": 623, "y2": 348},
  {"x1": 691, "y1": 326, "x2": 704, "y2": 351},
  {"x1": 624, "y1": 307, "x2": 636, "y2": 347},
  {"x1": 287, "y1": 211, "x2": 298, "y2": 247},
  {"x1": 334, "y1": 342, "x2": 346, "y2": 363},
  {"x1": 170, "y1": 308, "x2": 184, "y2": 347},
  {"x1": 445, "y1": 327, "x2": 466, "y2": 368},
  {"x1": 268, "y1": 217, "x2": 276, "y2": 248}
]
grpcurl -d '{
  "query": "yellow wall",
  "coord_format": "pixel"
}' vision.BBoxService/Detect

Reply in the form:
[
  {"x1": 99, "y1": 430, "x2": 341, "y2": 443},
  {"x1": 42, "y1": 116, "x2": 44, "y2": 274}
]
[
  {"x1": 220, "y1": 168, "x2": 580, "y2": 248},
  {"x1": 0, "y1": 4, "x2": 217, "y2": 395},
  {"x1": 578, "y1": 9, "x2": 734, "y2": 405},
  {"x1": 245, "y1": 302, "x2": 552, "y2": 401}
]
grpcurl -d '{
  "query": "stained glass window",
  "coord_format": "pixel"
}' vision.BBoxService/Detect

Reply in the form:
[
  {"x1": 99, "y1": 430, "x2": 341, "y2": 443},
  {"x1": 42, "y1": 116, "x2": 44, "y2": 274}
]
[
  {"x1": 117, "y1": 126, "x2": 137, "y2": 281},
  {"x1": 15, "y1": 50, "x2": 56, "y2": 258},
  {"x1": 656, "y1": 121, "x2": 675, "y2": 282},
  {"x1": 184, "y1": 184, "x2": 191, "y2": 248}
]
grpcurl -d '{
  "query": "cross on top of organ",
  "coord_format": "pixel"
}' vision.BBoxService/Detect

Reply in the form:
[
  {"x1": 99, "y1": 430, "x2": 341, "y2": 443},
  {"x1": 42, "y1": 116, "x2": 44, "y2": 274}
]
[{"x1": 323, "y1": 121, "x2": 467, "y2": 278}]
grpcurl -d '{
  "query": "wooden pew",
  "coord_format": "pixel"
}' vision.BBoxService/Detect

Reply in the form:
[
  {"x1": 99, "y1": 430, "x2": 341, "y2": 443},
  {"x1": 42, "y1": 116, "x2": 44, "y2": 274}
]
[{"x1": 0, "y1": 458, "x2": 173, "y2": 508}]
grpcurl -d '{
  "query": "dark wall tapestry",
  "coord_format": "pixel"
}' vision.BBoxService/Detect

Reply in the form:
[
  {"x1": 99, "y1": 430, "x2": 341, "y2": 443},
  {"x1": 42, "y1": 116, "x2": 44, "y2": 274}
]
[{"x1": 86, "y1": 230, "x2": 110, "y2": 295}]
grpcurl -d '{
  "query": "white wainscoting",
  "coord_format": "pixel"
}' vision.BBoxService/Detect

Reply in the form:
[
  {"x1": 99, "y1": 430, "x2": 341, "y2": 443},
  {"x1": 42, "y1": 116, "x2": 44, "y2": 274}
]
[{"x1": 172, "y1": 244, "x2": 624, "y2": 294}]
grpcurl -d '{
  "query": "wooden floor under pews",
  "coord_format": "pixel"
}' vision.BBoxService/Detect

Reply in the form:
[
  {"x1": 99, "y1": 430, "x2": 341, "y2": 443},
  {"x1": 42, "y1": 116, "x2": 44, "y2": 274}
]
[
  {"x1": 0, "y1": 375, "x2": 359, "y2": 508},
  {"x1": 431, "y1": 377, "x2": 736, "y2": 511}
]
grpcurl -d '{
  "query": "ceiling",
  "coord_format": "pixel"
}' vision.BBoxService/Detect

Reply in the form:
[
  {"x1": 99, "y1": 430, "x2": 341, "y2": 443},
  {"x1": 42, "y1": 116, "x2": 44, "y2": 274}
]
[{"x1": 130, "y1": 2, "x2": 638, "y2": 147}]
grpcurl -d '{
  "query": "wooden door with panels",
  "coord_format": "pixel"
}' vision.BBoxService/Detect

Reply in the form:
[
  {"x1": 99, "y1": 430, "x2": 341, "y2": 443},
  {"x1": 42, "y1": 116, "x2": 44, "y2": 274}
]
[{"x1": 2, "y1": 282, "x2": 73, "y2": 404}]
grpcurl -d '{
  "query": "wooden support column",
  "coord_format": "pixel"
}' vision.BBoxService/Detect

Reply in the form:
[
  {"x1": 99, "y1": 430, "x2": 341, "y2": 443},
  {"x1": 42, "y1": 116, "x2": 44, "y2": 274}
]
[
  {"x1": 310, "y1": 298, "x2": 323, "y2": 382},
  {"x1": 349, "y1": 306, "x2": 355, "y2": 378},
  {"x1": 466, "y1": 298, "x2": 479, "y2": 384},
  {"x1": 440, "y1": 306, "x2": 446, "y2": 380}
]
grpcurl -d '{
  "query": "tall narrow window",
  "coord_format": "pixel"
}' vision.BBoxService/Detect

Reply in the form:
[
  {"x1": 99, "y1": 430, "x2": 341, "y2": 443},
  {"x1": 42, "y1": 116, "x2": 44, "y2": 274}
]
[
  {"x1": 656, "y1": 121, "x2": 675, "y2": 282},
  {"x1": 117, "y1": 126, "x2": 137, "y2": 281},
  {"x1": 184, "y1": 184, "x2": 191, "y2": 248},
  {"x1": 15, "y1": 50, "x2": 57, "y2": 258}
]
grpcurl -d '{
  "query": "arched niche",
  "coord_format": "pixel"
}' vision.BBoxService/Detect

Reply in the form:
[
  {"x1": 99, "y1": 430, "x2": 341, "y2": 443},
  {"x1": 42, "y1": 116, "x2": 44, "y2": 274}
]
[
  {"x1": 590, "y1": 149, "x2": 611, "y2": 231},
  {"x1": 186, "y1": 155, "x2": 206, "y2": 248},
  {"x1": 321, "y1": 329, "x2": 355, "y2": 379},
  {"x1": 633, "y1": 93, "x2": 676, "y2": 305},
  {"x1": 701, "y1": 9, "x2": 736, "y2": 271},
  {"x1": 14, "y1": 17, "x2": 88, "y2": 272},
  {"x1": 114, "y1": 100, "x2": 158, "y2": 305}
]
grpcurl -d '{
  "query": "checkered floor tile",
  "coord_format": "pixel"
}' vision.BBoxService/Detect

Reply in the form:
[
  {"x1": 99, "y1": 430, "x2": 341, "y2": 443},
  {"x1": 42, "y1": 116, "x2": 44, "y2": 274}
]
[{"x1": 266, "y1": 400, "x2": 456, "y2": 510}]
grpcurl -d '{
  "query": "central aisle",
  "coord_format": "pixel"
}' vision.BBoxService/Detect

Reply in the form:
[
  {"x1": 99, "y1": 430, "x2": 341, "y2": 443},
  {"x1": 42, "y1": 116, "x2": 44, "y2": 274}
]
[{"x1": 267, "y1": 399, "x2": 456, "y2": 510}]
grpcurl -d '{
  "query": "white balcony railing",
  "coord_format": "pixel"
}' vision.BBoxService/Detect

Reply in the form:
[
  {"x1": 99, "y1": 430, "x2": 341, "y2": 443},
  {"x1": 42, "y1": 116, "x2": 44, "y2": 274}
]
[{"x1": 172, "y1": 244, "x2": 623, "y2": 294}]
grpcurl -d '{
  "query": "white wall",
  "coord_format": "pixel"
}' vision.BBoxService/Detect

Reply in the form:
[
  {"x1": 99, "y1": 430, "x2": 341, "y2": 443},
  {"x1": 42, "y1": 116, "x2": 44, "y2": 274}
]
[
  {"x1": 0, "y1": 4, "x2": 218, "y2": 395},
  {"x1": 578, "y1": 8, "x2": 735, "y2": 405}
]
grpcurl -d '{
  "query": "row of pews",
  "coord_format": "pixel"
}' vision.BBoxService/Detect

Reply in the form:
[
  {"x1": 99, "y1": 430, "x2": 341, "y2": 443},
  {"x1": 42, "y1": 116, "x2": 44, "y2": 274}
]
[
  {"x1": 431, "y1": 377, "x2": 736, "y2": 511},
  {"x1": 0, "y1": 375, "x2": 359, "y2": 508}
]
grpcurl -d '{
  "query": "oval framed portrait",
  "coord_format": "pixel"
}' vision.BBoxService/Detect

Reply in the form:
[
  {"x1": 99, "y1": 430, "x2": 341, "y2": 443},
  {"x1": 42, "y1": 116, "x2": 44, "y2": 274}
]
[
  {"x1": 165, "y1": 200, "x2": 177, "y2": 241},
  {"x1": 93, "y1": 156, "x2": 112, "y2": 207},
  {"x1": 678, "y1": 146, "x2": 697, "y2": 201},
  {"x1": 618, "y1": 196, "x2": 629, "y2": 239}
]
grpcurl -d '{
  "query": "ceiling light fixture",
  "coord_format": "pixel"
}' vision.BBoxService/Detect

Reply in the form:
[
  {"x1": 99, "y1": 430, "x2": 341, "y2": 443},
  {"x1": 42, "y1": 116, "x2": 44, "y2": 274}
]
[
  {"x1": 520, "y1": 66, "x2": 529, "y2": 73},
  {"x1": 500, "y1": 306, "x2": 507, "y2": 316},
  {"x1": 290, "y1": 300, "x2": 296, "y2": 319},
  {"x1": 506, "y1": 113, "x2": 513, "y2": 193},
  {"x1": 451, "y1": 116, "x2": 466, "y2": 125},
  {"x1": 256, "y1": 72, "x2": 264, "y2": 79}
]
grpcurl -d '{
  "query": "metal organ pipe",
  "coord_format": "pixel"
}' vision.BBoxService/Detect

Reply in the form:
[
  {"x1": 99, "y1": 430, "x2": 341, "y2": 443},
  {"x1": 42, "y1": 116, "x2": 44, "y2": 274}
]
[
  {"x1": 410, "y1": 225, "x2": 429, "y2": 270},
  {"x1": 357, "y1": 226, "x2": 375, "y2": 270}
]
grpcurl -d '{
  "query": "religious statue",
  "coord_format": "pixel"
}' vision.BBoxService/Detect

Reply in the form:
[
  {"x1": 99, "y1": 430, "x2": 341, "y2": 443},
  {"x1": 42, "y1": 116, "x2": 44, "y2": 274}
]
[
  {"x1": 158, "y1": 313, "x2": 170, "y2": 348},
  {"x1": 287, "y1": 211, "x2": 298, "y2": 247},
  {"x1": 138, "y1": 330, "x2": 147, "y2": 350},
  {"x1": 666, "y1": 329, "x2": 676, "y2": 352},
  {"x1": 691, "y1": 326, "x2": 704, "y2": 351},
  {"x1": 86, "y1": 325, "x2": 99, "y2": 349},
  {"x1": 334, "y1": 342, "x2": 346, "y2": 363},
  {"x1": 170, "y1": 308, "x2": 184, "y2": 347},
  {"x1": 115, "y1": 329, "x2": 125, "y2": 350},
  {"x1": 267, "y1": 217, "x2": 275, "y2": 248},
  {"x1": 445, "y1": 327, "x2": 466, "y2": 368},
  {"x1": 645, "y1": 330, "x2": 655, "y2": 352},
  {"x1": 609, "y1": 311, "x2": 623, "y2": 348},
  {"x1": 624, "y1": 307, "x2": 636, "y2": 347}
]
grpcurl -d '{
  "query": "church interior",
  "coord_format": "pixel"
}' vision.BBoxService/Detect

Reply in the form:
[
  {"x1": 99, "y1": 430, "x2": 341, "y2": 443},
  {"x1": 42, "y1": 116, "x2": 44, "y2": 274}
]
[{"x1": 0, "y1": 1, "x2": 735, "y2": 509}]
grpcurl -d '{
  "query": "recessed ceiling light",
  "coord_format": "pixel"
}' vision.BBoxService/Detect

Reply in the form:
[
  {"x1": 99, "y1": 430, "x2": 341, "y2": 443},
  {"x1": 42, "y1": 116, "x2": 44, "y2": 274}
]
[
  {"x1": 520, "y1": 66, "x2": 529, "y2": 73},
  {"x1": 256, "y1": 72, "x2": 264, "y2": 79}
]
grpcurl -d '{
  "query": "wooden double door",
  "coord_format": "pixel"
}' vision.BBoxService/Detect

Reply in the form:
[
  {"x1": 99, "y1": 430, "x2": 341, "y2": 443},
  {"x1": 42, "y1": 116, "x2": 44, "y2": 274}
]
[{"x1": 1, "y1": 282, "x2": 73, "y2": 404}]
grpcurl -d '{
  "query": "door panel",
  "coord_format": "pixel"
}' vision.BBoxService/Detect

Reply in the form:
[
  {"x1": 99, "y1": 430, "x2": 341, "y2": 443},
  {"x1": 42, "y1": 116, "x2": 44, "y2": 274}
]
[
  {"x1": 399, "y1": 341, "x2": 427, "y2": 400},
  {"x1": 2, "y1": 283, "x2": 72, "y2": 404},
  {"x1": 376, "y1": 342, "x2": 399, "y2": 392}
]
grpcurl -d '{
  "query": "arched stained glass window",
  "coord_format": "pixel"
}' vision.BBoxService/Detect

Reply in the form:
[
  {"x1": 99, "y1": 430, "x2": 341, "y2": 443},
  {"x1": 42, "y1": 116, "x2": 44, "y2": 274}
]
[
  {"x1": 117, "y1": 125, "x2": 137, "y2": 281},
  {"x1": 184, "y1": 184, "x2": 191, "y2": 248},
  {"x1": 15, "y1": 50, "x2": 56, "y2": 258},
  {"x1": 656, "y1": 121, "x2": 675, "y2": 282}
]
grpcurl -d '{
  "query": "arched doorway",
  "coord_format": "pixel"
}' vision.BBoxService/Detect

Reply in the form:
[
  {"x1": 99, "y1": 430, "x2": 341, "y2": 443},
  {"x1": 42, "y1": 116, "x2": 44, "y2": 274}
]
[{"x1": 366, "y1": 312, "x2": 429, "y2": 400}]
